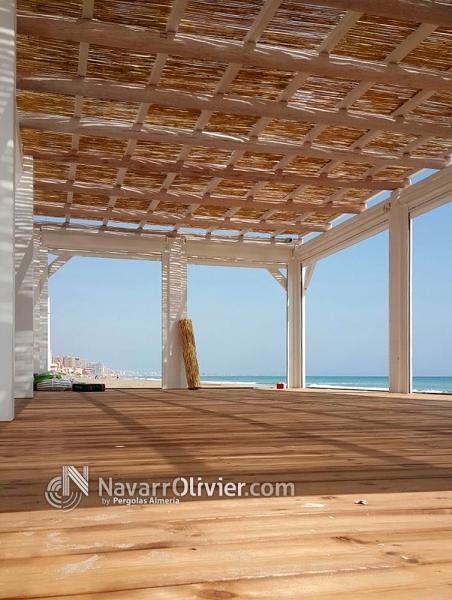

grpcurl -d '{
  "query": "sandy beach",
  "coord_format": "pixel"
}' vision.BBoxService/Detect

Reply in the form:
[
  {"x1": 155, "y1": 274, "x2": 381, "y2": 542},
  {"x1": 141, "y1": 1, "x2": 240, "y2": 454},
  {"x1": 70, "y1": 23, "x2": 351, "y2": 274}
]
[
  {"x1": 80, "y1": 377, "x2": 234, "y2": 389},
  {"x1": 81, "y1": 377, "x2": 161, "y2": 389}
]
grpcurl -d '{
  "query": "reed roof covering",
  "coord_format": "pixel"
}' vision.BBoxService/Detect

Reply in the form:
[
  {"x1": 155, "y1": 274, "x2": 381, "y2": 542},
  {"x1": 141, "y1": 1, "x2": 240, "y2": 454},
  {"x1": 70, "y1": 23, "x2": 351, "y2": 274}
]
[{"x1": 17, "y1": 0, "x2": 452, "y2": 241}]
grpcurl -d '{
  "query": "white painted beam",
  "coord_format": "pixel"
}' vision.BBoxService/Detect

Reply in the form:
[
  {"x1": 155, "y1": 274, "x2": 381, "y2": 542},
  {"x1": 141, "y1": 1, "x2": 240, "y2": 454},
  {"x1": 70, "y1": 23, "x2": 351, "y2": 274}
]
[
  {"x1": 17, "y1": 15, "x2": 452, "y2": 92},
  {"x1": 295, "y1": 165, "x2": 452, "y2": 265},
  {"x1": 294, "y1": 201, "x2": 390, "y2": 265},
  {"x1": 162, "y1": 238, "x2": 187, "y2": 389},
  {"x1": 287, "y1": 260, "x2": 304, "y2": 389},
  {"x1": 48, "y1": 255, "x2": 71, "y2": 277},
  {"x1": 389, "y1": 193, "x2": 412, "y2": 394},
  {"x1": 289, "y1": 0, "x2": 452, "y2": 28},
  {"x1": 41, "y1": 228, "x2": 165, "y2": 257},
  {"x1": 304, "y1": 262, "x2": 317, "y2": 293},
  {"x1": 19, "y1": 114, "x2": 446, "y2": 170},
  {"x1": 17, "y1": 75, "x2": 451, "y2": 140},
  {"x1": 267, "y1": 267, "x2": 287, "y2": 291},
  {"x1": 399, "y1": 164, "x2": 452, "y2": 218},
  {"x1": 33, "y1": 177, "x2": 367, "y2": 215},
  {"x1": 23, "y1": 149, "x2": 404, "y2": 193},
  {"x1": 190, "y1": 258, "x2": 286, "y2": 269},
  {"x1": 39, "y1": 227, "x2": 294, "y2": 264},
  {"x1": 48, "y1": 249, "x2": 160, "y2": 263},
  {"x1": 33, "y1": 198, "x2": 329, "y2": 235},
  {"x1": 185, "y1": 238, "x2": 293, "y2": 264},
  {"x1": 15, "y1": 157, "x2": 34, "y2": 398},
  {"x1": 0, "y1": 0, "x2": 16, "y2": 421}
]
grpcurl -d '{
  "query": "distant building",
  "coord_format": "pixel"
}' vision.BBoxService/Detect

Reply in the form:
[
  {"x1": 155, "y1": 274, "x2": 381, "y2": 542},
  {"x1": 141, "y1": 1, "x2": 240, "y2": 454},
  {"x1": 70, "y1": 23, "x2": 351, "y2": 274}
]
[
  {"x1": 61, "y1": 356, "x2": 75, "y2": 369},
  {"x1": 52, "y1": 355, "x2": 117, "y2": 378},
  {"x1": 88, "y1": 362, "x2": 106, "y2": 377},
  {"x1": 74, "y1": 357, "x2": 86, "y2": 371}
]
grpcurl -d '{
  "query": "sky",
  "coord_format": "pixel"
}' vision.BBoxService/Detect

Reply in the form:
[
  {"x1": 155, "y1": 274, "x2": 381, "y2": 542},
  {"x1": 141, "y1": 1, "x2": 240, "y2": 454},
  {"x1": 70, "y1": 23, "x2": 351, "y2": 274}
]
[{"x1": 49, "y1": 201, "x2": 452, "y2": 376}]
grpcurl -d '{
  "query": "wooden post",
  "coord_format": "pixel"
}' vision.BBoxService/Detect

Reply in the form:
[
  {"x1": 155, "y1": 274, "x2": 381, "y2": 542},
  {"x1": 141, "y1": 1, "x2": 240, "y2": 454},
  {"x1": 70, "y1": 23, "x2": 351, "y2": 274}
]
[
  {"x1": 162, "y1": 238, "x2": 188, "y2": 389},
  {"x1": 389, "y1": 193, "x2": 412, "y2": 393},
  {"x1": 0, "y1": 0, "x2": 16, "y2": 421},
  {"x1": 33, "y1": 234, "x2": 49, "y2": 373},
  {"x1": 15, "y1": 157, "x2": 34, "y2": 398},
  {"x1": 287, "y1": 259, "x2": 305, "y2": 389}
]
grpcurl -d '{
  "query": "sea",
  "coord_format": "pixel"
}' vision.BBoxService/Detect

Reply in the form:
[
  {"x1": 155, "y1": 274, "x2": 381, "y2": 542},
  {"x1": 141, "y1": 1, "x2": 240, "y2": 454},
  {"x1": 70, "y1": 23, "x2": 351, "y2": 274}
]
[{"x1": 122, "y1": 375, "x2": 452, "y2": 394}]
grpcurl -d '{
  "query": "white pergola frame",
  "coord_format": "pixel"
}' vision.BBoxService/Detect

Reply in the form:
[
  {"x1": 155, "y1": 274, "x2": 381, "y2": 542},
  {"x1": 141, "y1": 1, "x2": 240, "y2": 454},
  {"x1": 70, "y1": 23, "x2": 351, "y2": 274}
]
[
  {"x1": 2, "y1": 149, "x2": 451, "y2": 422},
  {"x1": 2, "y1": 0, "x2": 452, "y2": 422},
  {"x1": 39, "y1": 225, "x2": 295, "y2": 390},
  {"x1": 295, "y1": 165, "x2": 452, "y2": 393},
  {"x1": 34, "y1": 163, "x2": 452, "y2": 395}
]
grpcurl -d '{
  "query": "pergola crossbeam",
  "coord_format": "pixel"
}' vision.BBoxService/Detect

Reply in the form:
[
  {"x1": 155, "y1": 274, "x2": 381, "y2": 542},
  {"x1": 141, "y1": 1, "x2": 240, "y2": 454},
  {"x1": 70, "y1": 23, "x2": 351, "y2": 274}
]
[
  {"x1": 17, "y1": 75, "x2": 452, "y2": 140},
  {"x1": 47, "y1": 255, "x2": 72, "y2": 277},
  {"x1": 302, "y1": 22, "x2": 444, "y2": 210},
  {"x1": 295, "y1": 164, "x2": 452, "y2": 264},
  {"x1": 288, "y1": 0, "x2": 452, "y2": 28},
  {"x1": 39, "y1": 227, "x2": 293, "y2": 263},
  {"x1": 33, "y1": 178, "x2": 366, "y2": 215},
  {"x1": 17, "y1": 15, "x2": 452, "y2": 94},
  {"x1": 25, "y1": 149, "x2": 407, "y2": 191},
  {"x1": 34, "y1": 201, "x2": 329, "y2": 234},
  {"x1": 19, "y1": 114, "x2": 446, "y2": 170},
  {"x1": 267, "y1": 267, "x2": 287, "y2": 290}
]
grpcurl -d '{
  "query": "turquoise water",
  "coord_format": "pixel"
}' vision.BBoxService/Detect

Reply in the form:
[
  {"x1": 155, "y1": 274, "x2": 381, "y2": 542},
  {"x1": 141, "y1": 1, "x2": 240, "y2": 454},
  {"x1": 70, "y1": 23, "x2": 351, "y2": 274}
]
[{"x1": 125, "y1": 375, "x2": 452, "y2": 393}]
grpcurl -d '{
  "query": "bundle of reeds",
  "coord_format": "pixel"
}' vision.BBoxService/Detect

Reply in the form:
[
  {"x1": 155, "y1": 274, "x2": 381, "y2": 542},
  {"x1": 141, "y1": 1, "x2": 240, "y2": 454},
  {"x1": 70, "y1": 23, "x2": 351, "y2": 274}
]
[{"x1": 178, "y1": 319, "x2": 201, "y2": 390}]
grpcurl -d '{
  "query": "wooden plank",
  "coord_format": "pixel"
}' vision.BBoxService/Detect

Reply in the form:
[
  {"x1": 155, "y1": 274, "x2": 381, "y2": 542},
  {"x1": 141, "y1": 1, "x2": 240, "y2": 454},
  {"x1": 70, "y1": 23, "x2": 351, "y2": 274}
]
[
  {"x1": 1, "y1": 389, "x2": 452, "y2": 598},
  {"x1": 16, "y1": 15, "x2": 452, "y2": 93}
]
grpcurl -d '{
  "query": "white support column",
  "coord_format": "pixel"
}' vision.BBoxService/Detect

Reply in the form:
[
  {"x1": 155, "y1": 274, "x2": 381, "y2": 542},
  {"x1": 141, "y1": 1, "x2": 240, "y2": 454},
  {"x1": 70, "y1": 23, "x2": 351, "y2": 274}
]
[
  {"x1": 33, "y1": 235, "x2": 41, "y2": 373},
  {"x1": 161, "y1": 238, "x2": 187, "y2": 389},
  {"x1": 389, "y1": 193, "x2": 412, "y2": 393},
  {"x1": 39, "y1": 257, "x2": 49, "y2": 372},
  {"x1": 15, "y1": 157, "x2": 34, "y2": 398},
  {"x1": 0, "y1": 0, "x2": 16, "y2": 421},
  {"x1": 287, "y1": 259, "x2": 305, "y2": 389},
  {"x1": 47, "y1": 297, "x2": 51, "y2": 370},
  {"x1": 33, "y1": 234, "x2": 49, "y2": 373}
]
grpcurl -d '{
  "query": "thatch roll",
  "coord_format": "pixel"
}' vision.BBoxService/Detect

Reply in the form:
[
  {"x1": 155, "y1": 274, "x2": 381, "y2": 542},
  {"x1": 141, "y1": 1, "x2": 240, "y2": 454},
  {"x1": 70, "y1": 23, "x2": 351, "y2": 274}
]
[{"x1": 179, "y1": 319, "x2": 201, "y2": 390}]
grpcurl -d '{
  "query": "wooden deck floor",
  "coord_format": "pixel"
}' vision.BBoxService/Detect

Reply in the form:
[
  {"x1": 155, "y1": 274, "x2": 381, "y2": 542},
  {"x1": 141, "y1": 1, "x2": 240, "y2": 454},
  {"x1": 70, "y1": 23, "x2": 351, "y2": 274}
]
[{"x1": 1, "y1": 388, "x2": 452, "y2": 598}]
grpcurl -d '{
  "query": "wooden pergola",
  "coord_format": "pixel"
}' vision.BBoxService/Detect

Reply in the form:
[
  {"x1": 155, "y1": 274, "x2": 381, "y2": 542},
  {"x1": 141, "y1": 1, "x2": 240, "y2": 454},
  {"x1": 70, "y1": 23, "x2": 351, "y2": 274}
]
[{"x1": 2, "y1": 0, "x2": 452, "y2": 419}]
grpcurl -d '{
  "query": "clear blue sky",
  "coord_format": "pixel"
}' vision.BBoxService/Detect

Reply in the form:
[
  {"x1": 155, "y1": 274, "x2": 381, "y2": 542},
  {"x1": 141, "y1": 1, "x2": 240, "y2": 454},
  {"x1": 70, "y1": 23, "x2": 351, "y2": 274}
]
[{"x1": 49, "y1": 201, "x2": 452, "y2": 376}]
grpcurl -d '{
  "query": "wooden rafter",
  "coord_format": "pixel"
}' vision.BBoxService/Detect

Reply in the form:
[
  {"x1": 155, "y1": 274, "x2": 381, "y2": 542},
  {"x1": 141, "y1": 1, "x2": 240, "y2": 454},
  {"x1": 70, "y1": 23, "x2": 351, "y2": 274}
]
[
  {"x1": 26, "y1": 149, "x2": 408, "y2": 191},
  {"x1": 17, "y1": 15, "x2": 452, "y2": 94},
  {"x1": 19, "y1": 114, "x2": 447, "y2": 170},
  {"x1": 200, "y1": 9, "x2": 366, "y2": 234},
  {"x1": 159, "y1": 0, "x2": 286, "y2": 232},
  {"x1": 98, "y1": 0, "x2": 190, "y2": 227},
  {"x1": 310, "y1": 23, "x2": 447, "y2": 208},
  {"x1": 17, "y1": 75, "x2": 452, "y2": 140},
  {"x1": 63, "y1": 0, "x2": 95, "y2": 223},
  {"x1": 34, "y1": 178, "x2": 365, "y2": 215},
  {"x1": 288, "y1": 0, "x2": 452, "y2": 28},
  {"x1": 16, "y1": 1, "x2": 452, "y2": 241},
  {"x1": 34, "y1": 202, "x2": 330, "y2": 234}
]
